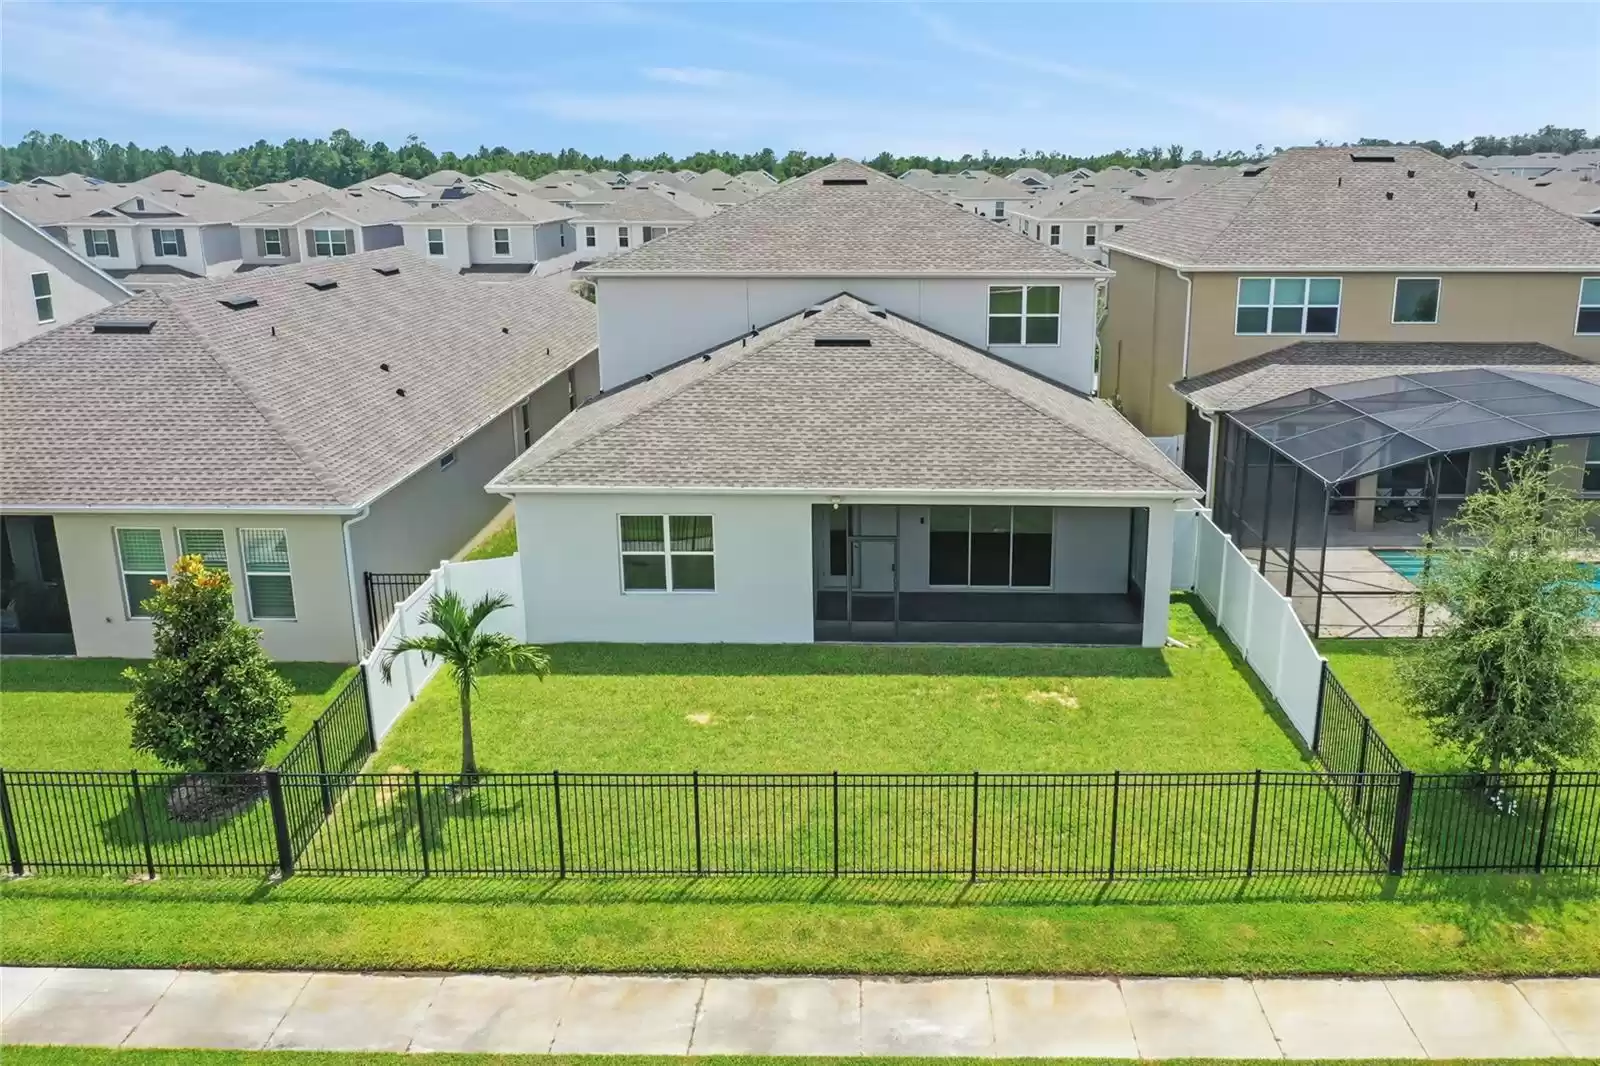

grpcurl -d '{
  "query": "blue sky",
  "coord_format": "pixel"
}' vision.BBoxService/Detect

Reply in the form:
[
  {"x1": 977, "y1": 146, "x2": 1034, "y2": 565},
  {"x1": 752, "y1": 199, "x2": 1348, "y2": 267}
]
[{"x1": 2, "y1": 2, "x2": 1595, "y2": 158}]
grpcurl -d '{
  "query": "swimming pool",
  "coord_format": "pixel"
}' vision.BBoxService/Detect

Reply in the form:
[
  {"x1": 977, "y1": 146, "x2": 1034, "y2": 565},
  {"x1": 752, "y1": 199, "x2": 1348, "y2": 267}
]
[{"x1": 1375, "y1": 548, "x2": 1600, "y2": 591}]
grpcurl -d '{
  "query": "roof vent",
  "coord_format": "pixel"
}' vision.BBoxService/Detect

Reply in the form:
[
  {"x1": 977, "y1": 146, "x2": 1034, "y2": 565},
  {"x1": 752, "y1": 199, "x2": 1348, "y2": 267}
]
[
  {"x1": 179, "y1": 192, "x2": 195, "y2": 198},
  {"x1": 821, "y1": 178, "x2": 869, "y2": 186},
  {"x1": 1241, "y1": 166, "x2": 1267, "y2": 177},
  {"x1": 865, "y1": 305, "x2": 888, "y2": 319},
  {"x1": 372, "y1": 266, "x2": 400, "y2": 276},
  {"x1": 218, "y1": 296, "x2": 258, "y2": 311},
  {"x1": 1350, "y1": 153, "x2": 1396, "y2": 163},
  {"x1": 306, "y1": 278, "x2": 338, "y2": 291},
  {"x1": 813, "y1": 336, "x2": 872, "y2": 347},
  {"x1": 1467, "y1": 189, "x2": 1477, "y2": 199},
  {"x1": 1406, "y1": 169, "x2": 1416, "y2": 179},
  {"x1": 1385, "y1": 191, "x2": 1394, "y2": 201},
  {"x1": 802, "y1": 305, "x2": 826, "y2": 318},
  {"x1": 92, "y1": 318, "x2": 157, "y2": 334},
  {"x1": 379, "y1": 362, "x2": 390, "y2": 372},
  {"x1": 349, "y1": 191, "x2": 363, "y2": 197},
  {"x1": 396, "y1": 387, "x2": 406, "y2": 398}
]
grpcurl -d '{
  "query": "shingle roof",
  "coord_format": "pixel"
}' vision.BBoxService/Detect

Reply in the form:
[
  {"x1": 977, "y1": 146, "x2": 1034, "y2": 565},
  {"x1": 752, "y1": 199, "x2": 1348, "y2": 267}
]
[
  {"x1": 573, "y1": 187, "x2": 716, "y2": 223},
  {"x1": 239, "y1": 189, "x2": 417, "y2": 227},
  {"x1": 582, "y1": 160, "x2": 1109, "y2": 277},
  {"x1": 406, "y1": 186, "x2": 575, "y2": 225},
  {"x1": 1, "y1": 250, "x2": 597, "y2": 510},
  {"x1": 1103, "y1": 147, "x2": 1600, "y2": 270},
  {"x1": 1176, "y1": 341, "x2": 1596, "y2": 413},
  {"x1": 491, "y1": 294, "x2": 1195, "y2": 496}
]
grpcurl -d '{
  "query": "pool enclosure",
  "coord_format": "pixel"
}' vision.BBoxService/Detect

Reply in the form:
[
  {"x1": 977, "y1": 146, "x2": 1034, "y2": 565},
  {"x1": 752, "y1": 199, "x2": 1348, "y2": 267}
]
[{"x1": 1211, "y1": 368, "x2": 1600, "y2": 638}]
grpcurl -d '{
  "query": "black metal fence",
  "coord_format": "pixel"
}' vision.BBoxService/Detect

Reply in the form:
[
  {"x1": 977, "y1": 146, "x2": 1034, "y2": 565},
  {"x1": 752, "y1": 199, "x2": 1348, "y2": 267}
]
[
  {"x1": 274, "y1": 669, "x2": 377, "y2": 858},
  {"x1": 362, "y1": 571, "x2": 431, "y2": 647}
]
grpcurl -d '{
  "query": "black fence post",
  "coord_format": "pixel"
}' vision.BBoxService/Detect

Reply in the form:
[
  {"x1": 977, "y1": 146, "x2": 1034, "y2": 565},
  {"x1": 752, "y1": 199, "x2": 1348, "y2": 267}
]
[
  {"x1": 831, "y1": 771, "x2": 840, "y2": 878},
  {"x1": 358, "y1": 664, "x2": 377, "y2": 755},
  {"x1": 129, "y1": 769, "x2": 157, "y2": 880},
  {"x1": 265, "y1": 770, "x2": 294, "y2": 877},
  {"x1": 1386, "y1": 771, "x2": 1415, "y2": 875},
  {"x1": 0, "y1": 770, "x2": 24, "y2": 877},
  {"x1": 1246, "y1": 769, "x2": 1262, "y2": 877},
  {"x1": 1107, "y1": 770, "x2": 1121, "y2": 881},
  {"x1": 363, "y1": 571, "x2": 377, "y2": 649},
  {"x1": 1354, "y1": 717, "x2": 1372, "y2": 812},
  {"x1": 552, "y1": 770, "x2": 566, "y2": 878},
  {"x1": 968, "y1": 770, "x2": 980, "y2": 883},
  {"x1": 412, "y1": 770, "x2": 430, "y2": 876},
  {"x1": 313, "y1": 721, "x2": 334, "y2": 815},
  {"x1": 1533, "y1": 769, "x2": 1559, "y2": 874},
  {"x1": 1312, "y1": 662, "x2": 1328, "y2": 755},
  {"x1": 692, "y1": 770, "x2": 703, "y2": 876}
]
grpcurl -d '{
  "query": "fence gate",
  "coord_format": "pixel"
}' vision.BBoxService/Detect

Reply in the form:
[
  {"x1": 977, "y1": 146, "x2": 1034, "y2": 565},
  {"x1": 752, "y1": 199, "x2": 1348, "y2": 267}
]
[{"x1": 363, "y1": 571, "x2": 431, "y2": 649}]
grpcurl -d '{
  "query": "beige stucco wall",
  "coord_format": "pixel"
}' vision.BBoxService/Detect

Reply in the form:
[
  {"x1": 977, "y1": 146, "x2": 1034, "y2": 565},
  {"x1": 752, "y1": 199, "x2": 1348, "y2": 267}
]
[
  {"x1": 50, "y1": 511, "x2": 358, "y2": 663},
  {"x1": 1101, "y1": 251, "x2": 1191, "y2": 437}
]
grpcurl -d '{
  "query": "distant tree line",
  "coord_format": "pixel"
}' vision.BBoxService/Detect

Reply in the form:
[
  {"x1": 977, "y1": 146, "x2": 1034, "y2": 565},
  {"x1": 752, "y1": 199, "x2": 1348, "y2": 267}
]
[{"x1": 2, "y1": 125, "x2": 1595, "y2": 190}]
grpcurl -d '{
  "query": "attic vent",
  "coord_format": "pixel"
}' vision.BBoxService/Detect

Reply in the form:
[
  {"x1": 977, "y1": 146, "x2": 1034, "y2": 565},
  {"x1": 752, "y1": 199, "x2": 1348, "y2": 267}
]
[
  {"x1": 92, "y1": 318, "x2": 156, "y2": 334},
  {"x1": 821, "y1": 178, "x2": 869, "y2": 186},
  {"x1": 813, "y1": 336, "x2": 872, "y2": 347},
  {"x1": 864, "y1": 305, "x2": 888, "y2": 319},
  {"x1": 306, "y1": 278, "x2": 338, "y2": 291},
  {"x1": 1241, "y1": 166, "x2": 1268, "y2": 177},
  {"x1": 349, "y1": 191, "x2": 363, "y2": 197},
  {"x1": 179, "y1": 192, "x2": 195, "y2": 198},
  {"x1": 218, "y1": 296, "x2": 259, "y2": 311},
  {"x1": 53, "y1": 192, "x2": 71, "y2": 198},
  {"x1": 802, "y1": 305, "x2": 826, "y2": 318},
  {"x1": 372, "y1": 266, "x2": 401, "y2": 276},
  {"x1": 1350, "y1": 153, "x2": 1396, "y2": 163}
]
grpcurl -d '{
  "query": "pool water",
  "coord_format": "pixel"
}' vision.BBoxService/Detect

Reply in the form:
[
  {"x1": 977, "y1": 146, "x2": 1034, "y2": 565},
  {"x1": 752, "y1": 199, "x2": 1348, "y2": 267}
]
[{"x1": 1375, "y1": 548, "x2": 1600, "y2": 591}]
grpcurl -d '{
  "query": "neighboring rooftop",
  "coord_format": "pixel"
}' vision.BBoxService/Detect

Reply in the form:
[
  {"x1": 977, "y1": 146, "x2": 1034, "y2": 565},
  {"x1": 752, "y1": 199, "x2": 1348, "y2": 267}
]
[
  {"x1": 491, "y1": 294, "x2": 1194, "y2": 496},
  {"x1": 583, "y1": 160, "x2": 1109, "y2": 277},
  {"x1": 238, "y1": 189, "x2": 418, "y2": 227},
  {"x1": 1, "y1": 249, "x2": 597, "y2": 510},
  {"x1": 1102, "y1": 146, "x2": 1600, "y2": 270},
  {"x1": 573, "y1": 186, "x2": 717, "y2": 223},
  {"x1": 406, "y1": 185, "x2": 576, "y2": 226}
]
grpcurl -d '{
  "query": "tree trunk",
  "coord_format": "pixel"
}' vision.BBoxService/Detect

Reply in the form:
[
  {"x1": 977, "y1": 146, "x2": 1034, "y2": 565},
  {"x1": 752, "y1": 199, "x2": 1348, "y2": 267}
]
[{"x1": 460, "y1": 675, "x2": 477, "y2": 780}]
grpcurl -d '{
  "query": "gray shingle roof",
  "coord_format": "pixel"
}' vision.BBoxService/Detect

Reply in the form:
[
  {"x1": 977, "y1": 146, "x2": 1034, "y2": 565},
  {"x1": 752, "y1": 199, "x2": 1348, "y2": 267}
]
[
  {"x1": 1176, "y1": 341, "x2": 1596, "y2": 413},
  {"x1": 1103, "y1": 147, "x2": 1600, "y2": 270},
  {"x1": 407, "y1": 186, "x2": 575, "y2": 225},
  {"x1": 239, "y1": 189, "x2": 416, "y2": 227},
  {"x1": 491, "y1": 294, "x2": 1195, "y2": 496},
  {"x1": 573, "y1": 187, "x2": 716, "y2": 223},
  {"x1": 2, "y1": 249, "x2": 597, "y2": 510},
  {"x1": 582, "y1": 160, "x2": 1109, "y2": 278}
]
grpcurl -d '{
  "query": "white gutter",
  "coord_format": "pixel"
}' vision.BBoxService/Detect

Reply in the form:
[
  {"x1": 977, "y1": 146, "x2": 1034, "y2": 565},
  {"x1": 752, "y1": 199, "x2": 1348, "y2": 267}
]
[
  {"x1": 485, "y1": 483, "x2": 1201, "y2": 501},
  {"x1": 340, "y1": 505, "x2": 372, "y2": 656},
  {"x1": 1177, "y1": 269, "x2": 1194, "y2": 379},
  {"x1": 578, "y1": 267, "x2": 1116, "y2": 280},
  {"x1": 0, "y1": 502, "x2": 362, "y2": 515},
  {"x1": 1095, "y1": 242, "x2": 1600, "y2": 274}
]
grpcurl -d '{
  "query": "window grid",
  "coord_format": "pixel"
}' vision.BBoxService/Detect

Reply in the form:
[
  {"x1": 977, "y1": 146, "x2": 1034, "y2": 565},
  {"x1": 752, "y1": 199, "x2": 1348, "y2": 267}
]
[
  {"x1": 239, "y1": 528, "x2": 296, "y2": 620},
  {"x1": 987, "y1": 284, "x2": 1061, "y2": 346},
  {"x1": 115, "y1": 528, "x2": 166, "y2": 618},
  {"x1": 176, "y1": 528, "x2": 228, "y2": 570},
  {"x1": 619, "y1": 514, "x2": 715, "y2": 592},
  {"x1": 492, "y1": 228, "x2": 511, "y2": 256},
  {"x1": 1085, "y1": 224, "x2": 1098, "y2": 247},
  {"x1": 425, "y1": 229, "x2": 444, "y2": 256},
  {"x1": 155, "y1": 229, "x2": 181, "y2": 256},
  {"x1": 617, "y1": 226, "x2": 630, "y2": 248},
  {"x1": 86, "y1": 229, "x2": 114, "y2": 257},
  {"x1": 314, "y1": 229, "x2": 351, "y2": 256},
  {"x1": 584, "y1": 226, "x2": 596, "y2": 248},
  {"x1": 30, "y1": 272, "x2": 53, "y2": 323},
  {"x1": 1578, "y1": 277, "x2": 1600, "y2": 336},
  {"x1": 1049, "y1": 224, "x2": 1060, "y2": 246},
  {"x1": 1235, "y1": 277, "x2": 1342, "y2": 336},
  {"x1": 262, "y1": 229, "x2": 283, "y2": 256}
]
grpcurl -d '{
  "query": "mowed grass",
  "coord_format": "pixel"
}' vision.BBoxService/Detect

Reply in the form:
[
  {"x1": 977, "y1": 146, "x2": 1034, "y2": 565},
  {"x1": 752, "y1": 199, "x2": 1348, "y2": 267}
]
[
  {"x1": 462, "y1": 516, "x2": 517, "y2": 561},
  {"x1": 375, "y1": 597, "x2": 1313, "y2": 774},
  {"x1": 0, "y1": 658, "x2": 356, "y2": 771},
  {"x1": 5, "y1": 1051, "x2": 1544, "y2": 1066}
]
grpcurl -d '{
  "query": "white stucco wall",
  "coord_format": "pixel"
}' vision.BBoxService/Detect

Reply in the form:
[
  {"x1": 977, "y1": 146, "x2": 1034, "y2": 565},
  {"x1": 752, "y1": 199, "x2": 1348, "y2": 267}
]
[
  {"x1": 593, "y1": 275, "x2": 1099, "y2": 393},
  {"x1": 137, "y1": 223, "x2": 207, "y2": 274},
  {"x1": 2, "y1": 213, "x2": 128, "y2": 347},
  {"x1": 512, "y1": 493, "x2": 816, "y2": 643},
  {"x1": 466, "y1": 223, "x2": 537, "y2": 265},
  {"x1": 534, "y1": 221, "x2": 567, "y2": 260},
  {"x1": 200, "y1": 223, "x2": 242, "y2": 267},
  {"x1": 59, "y1": 224, "x2": 139, "y2": 272},
  {"x1": 49, "y1": 511, "x2": 359, "y2": 662},
  {"x1": 239, "y1": 225, "x2": 303, "y2": 265},
  {"x1": 402, "y1": 223, "x2": 471, "y2": 271}
]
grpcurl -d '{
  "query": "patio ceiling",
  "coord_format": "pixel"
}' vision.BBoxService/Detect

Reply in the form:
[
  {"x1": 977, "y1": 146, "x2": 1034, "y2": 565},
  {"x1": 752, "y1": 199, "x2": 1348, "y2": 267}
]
[{"x1": 1230, "y1": 368, "x2": 1600, "y2": 484}]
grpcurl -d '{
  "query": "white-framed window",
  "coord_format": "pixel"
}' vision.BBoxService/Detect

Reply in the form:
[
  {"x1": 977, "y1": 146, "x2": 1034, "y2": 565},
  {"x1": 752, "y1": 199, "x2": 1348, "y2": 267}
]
[
  {"x1": 115, "y1": 527, "x2": 166, "y2": 618},
  {"x1": 84, "y1": 228, "x2": 116, "y2": 257},
  {"x1": 1578, "y1": 277, "x2": 1600, "y2": 336},
  {"x1": 30, "y1": 272, "x2": 53, "y2": 323},
  {"x1": 1235, "y1": 277, "x2": 1341, "y2": 335},
  {"x1": 425, "y1": 228, "x2": 444, "y2": 256},
  {"x1": 993, "y1": 200, "x2": 1006, "y2": 219},
  {"x1": 928, "y1": 506, "x2": 1052, "y2": 588},
  {"x1": 153, "y1": 228, "x2": 183, "y2": 257},
  {"x1": 1084, "y1": 224, "x2": 1099, "y2": 247},
  {"x1": 239, "y1": 528, "x2": 296, "y2": 620},
  {"x1": 1392, "y1": 277, "x2": 1441, "y2": 324},
  {"x1": 584, "y1": 225, "x2": 596, "y2": 248},
  {"x1": 619, "y1": 515, "x2": 715, "y2": 592},
  {"x1": 176, "y1": 528, "x2": 228, "y2": 570},
  {"x1": 516, "y1": 401, "x2": 533, "y2": 449},
  {"x1": 438, "y1": 451, "x2": 456, "y2": 470},
  {"x1": 312, "y1": 228, "x2": 351, "y2": 256},
  {"x1": 492, "y1": 228, "x2": 511, "y2": 256},
  {"x1": 987, "y1": 284, "x2": 1061, "y2": 346},
  {"x1": 1048, "y1": 224, "x2": 1060, "y2": 246},
  {"x1": 617, "y1": 226, "x2": 630, "y2": 248},
  {"x1": 261, "y1": 228, "x2": 283, "y2": 257},
  {"x1": 134, "y1": 197, "x2": 145, "y2": 211},
  {"x1": 1584, "y1": 437, "x2": 1600, "y2": 494}
]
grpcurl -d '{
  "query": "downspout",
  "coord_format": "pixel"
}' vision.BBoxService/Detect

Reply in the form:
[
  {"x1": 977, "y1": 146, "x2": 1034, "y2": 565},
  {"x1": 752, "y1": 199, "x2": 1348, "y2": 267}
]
[
  {"x1": 341, "y1": 506, "x2": 372, "y2": 658},
  {"x1": 1176, "y1": 269, "x2": 1194, "y2": 379}
]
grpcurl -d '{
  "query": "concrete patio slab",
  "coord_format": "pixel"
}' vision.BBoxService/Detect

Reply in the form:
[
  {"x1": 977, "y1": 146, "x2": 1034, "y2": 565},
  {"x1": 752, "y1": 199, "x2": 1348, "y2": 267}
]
[
  {"x1": 1385, "y1": 978, "x2": 1568, "y2": 1059},
  {"x1": 1253, "y1": 978, "x2": 1424, "y2": 1060},
  {"x1": 548, "y1": 976, "x2": 703, "y2": 1054},
  {"x1": 0, "y1": 968, "x2": 176, "y2": 1047},
  {"x1": 1516, "y1": 979, "x2": 1600, "y2": 1057},
  {"x1": 123, "y1": 970, "x2": 310, "y2": 1051},
  {"x1": 987, "y1": 977, "x2": 1138, "y2": 1058},
  {"x1": 1121, "y1": 977, "x2": 1281, "y2": 1059},
  {"x1": 860, "y1": 978, "x2": 992, "y2": 1056},
  {"x1": 266, "y1": 972, "x2": 441, "y2": 1052},
  {"x1": 1, "y1": 967, "x2": 55, "y2": 1021},
  {"x1": 692, "y1": 977, "x2": 861, "y2": 1055},
  {"x1": 410, "y1": 974, "x2": 573, "y2": 1054}
]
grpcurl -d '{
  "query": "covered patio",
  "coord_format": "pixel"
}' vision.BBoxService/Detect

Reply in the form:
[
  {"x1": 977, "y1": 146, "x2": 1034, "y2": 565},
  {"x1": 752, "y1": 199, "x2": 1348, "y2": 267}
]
[{"x1": 1212, "y1": 368, "x2": 1600, "y2": 638}]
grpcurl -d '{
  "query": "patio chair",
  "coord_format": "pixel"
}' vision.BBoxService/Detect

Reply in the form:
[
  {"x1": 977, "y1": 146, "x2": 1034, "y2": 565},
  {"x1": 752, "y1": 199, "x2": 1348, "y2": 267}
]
[
  {"x1": 1373, "y1": 486, "x2": 1393, "y2": 523},
  {"x1": 1397, "y1": 487, "x2": 1424, "y2": 522}
]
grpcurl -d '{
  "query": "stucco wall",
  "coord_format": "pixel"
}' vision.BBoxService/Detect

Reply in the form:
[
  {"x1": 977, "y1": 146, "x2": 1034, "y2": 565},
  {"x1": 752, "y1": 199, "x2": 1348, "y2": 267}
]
[
  {"x1": 200, "y1": 223, "x2": 241, "y2": 267},
  {"x1": 466, "y1": 223, "x2": 536, "y2": 265},
  {"x1": 534, "y1": 221, "x2": 566, "y2": 261},
  {"x1": 360, "y1": 224, "x2": 403, "y2": 252},
  {"x1": 238, "y1": 225, "x2": 303, "y2": 265},
  {"x1": 593, "y1": 275, "x2": 1100, "y2": 393},
  {"x1": 402, "y1": 223, "x2": 471, "y2": 271},
  {"x1": 2, "y1": 213, "x2": 127, "y2": 347},
  {"x1": 50, "y1": 511, "x2": 358, "y2": 662},
  {"x1": 513, "y1": 492, "x2": 816, "y2": 643},
  {"x1": 138, "y1": 224, "x2": 207, "y2": 275},
  {"x1": 60, "y1": 224, "x2": 138, "y2": 272}
]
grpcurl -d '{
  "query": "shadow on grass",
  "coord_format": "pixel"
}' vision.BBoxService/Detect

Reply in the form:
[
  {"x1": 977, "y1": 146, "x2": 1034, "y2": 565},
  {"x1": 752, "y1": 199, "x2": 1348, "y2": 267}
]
[
  {"x1": 1183, "y1": 596, "x2": 1319, "y2": 763},
  {"x1": 0, "y1": 658, "x2": 352, "y2": 695}
]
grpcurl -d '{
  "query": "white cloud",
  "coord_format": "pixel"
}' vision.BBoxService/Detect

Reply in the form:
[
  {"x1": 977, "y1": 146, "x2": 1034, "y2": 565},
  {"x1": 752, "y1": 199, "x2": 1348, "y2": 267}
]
[
  {"x1": 0, "y1": 4, "x2": 448, "y2": 138},
  {"x1": 643, "y1": 67, "x2": 736, "y2": 88}
]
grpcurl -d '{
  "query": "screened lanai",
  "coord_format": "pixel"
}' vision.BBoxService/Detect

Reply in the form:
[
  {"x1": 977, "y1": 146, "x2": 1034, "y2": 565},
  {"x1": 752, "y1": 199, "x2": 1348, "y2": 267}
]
[{"x1": 1212, "y1": 368, "x2": 1600, "y2": 638}]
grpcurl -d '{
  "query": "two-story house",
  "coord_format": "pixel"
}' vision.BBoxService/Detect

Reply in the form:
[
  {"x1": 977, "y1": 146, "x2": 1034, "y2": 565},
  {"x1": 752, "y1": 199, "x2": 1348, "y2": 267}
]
[
  {"x1": 1, "y1": 203, "x2": 133, "y2": 347},
  {"x1": 398, "y1": 186, "x2": 574, "y2": 274},
  {"x1": 236, "y1": 190, "x2": 414, "y2": 268},
  {"x1": 571, "y1": 187, "x2": 716, "y2": 260},
  {"x1": 487, "y1": 160, "x2": 1199, "y2": 650}
]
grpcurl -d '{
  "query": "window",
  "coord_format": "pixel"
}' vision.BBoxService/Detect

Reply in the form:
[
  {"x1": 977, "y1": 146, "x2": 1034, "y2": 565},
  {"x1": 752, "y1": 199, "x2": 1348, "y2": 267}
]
[
  {"x1": 1084, "y1": 224, "x2": 1098, "y2": 247},
  {"x1": 1034, "y1": 224, "x2": 1041, "y2": 240},
  {"x1": 516, "y1": 401, "x2": 533, "y2": 449},
  {"x1": 425, "y1": 228, "x2": 444, "y2": 256},
  {"x1": 153, "y1": 229, "x2": 183, "y2": 257},
  {"x1": 584, "y1": 226, "x2": 596, "y2": 248},
  {"x1": 492, "y1": 228, "x2": 511, "y2": 256},
  {"x1": 1584, "y1": 437, "x2": 1600, "y2": 494},
  {"x1": 30, "y1": 272, "x2": 53, "y2": 323},
  {"x1": 438, "y1": 451, "x2": 456, "y2": 470},
  {"x1": 1235, "y1": 277, "x2": 1341, "y2": 335},
  {"x1": 619, "y1": 515, "x2": 715, "y2": 591},
  {"x1": 617, "y1": 226, "x2": 630, "y2": 248},
  {"x1": 239, "y1": 528, "x2": 295, "y2": 619},
  {"x1": 1579, "y1": 277, "x2": 1600, "y2": 335},
  {"x1": 312, "y1": 228, "x2": 351, "y2": 257},
  {"x1": 1393, "y1": 277, "x2": 1441, "y2": 324},
  {"x1": 84, "y1": 228, "x2": 117, "y2": 257},
  {"x1": 262, "y1": 228, "x2": 283, "y2": 257},
  {"x1": 115, "y1": 528, "x2": 166, "y2": 618},
  {"x1": 1048, "y1": 224, "x2": 1060, "y2": 246},
  {"x1": 134, "y1": 197, "x2": 145, "y2": 211},
  {"x1": 987, "y1": 284, "x2": 1061, "y2": 346},
  {"x1": 994, "y1": 200, "x2": 1006, "y2": 219},
  {"x1": 176, "y1": 528, "x2": 228, "y2": 570},
  {"x1": 928, "y1": 506, "x2": 1051, "y2": 588}
]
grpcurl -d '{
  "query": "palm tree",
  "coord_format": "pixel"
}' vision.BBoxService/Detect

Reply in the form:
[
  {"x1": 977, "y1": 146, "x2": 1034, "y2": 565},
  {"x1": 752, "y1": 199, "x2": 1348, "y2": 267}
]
[{"x1": 379, "y1": 590, "x2": 549, "y2": 781}]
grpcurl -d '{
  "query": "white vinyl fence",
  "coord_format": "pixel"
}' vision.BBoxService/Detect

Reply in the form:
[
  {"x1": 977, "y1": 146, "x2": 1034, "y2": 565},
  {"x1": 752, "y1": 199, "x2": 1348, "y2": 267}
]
[
  {"x1": 1173, "y1": 509, "x2": 1325, "y2": 746},
  {"x1": 361, "y1": 553, "x2": 524, "y2": 742}
]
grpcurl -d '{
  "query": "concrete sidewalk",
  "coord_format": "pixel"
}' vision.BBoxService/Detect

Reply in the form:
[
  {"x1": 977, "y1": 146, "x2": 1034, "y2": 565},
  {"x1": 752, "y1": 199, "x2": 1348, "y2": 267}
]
[{"x1": 2, "y1": 966, "x2": 1596, "y2": 1058}]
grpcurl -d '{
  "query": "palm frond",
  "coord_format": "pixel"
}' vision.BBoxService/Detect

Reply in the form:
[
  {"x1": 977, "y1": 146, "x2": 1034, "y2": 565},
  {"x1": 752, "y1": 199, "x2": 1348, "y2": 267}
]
[{"x1": 378, "y1": 633, "x2": 456, "y2": 682}]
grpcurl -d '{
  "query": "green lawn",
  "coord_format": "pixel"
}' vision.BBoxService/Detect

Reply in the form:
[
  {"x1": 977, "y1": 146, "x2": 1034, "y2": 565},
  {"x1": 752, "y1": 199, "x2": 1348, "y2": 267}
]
[
  {"x1": 463, "y1": 516, "x2": 517, "y2": 560},
  {"x1": 0, "y1": 658, "x2": 356, "y2": 771},
  {"x1": 5, "y1": 1052, "x2": 1540, "y2": 1066}
]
